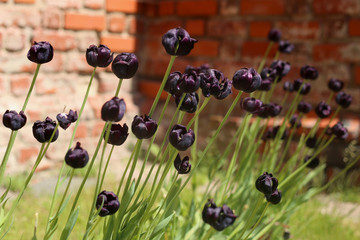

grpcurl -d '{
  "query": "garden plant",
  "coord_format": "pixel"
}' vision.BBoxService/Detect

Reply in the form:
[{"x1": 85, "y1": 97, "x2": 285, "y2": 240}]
[{"x1": 0, "y1": 26, "x2": 358, "y2": 240}]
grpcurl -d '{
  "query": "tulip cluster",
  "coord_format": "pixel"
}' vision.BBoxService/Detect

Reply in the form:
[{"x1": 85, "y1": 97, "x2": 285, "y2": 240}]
[
  {"x1": 256, "y1": 172, "x2": 282, "y2": 204},
  {"x1": 202, "y1": 199, "x2": 237, "y2": 231}
]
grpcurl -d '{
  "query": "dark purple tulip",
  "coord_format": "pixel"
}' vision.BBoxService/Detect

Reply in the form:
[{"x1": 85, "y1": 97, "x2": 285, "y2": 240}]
[
  {"x1": 131, "y1": 115, "x2": 157, "y2": 139},
  {"x1": 101, "y1": 97, "x2": 126, "y2": 122},
  {"x1": 267, "y1": 102, "x2": 282, "y2": 117},
  {"x1": 304, "y1": 155, "x2": 320, "y2": 169},
  {"x1": 293, "y1": 79, "x2": 311, "y2": 95},
  {"x1": 336, "y1": 91, "x2": 352, "y2": 109},
  {"x1": 300, "y1": 65, "x2": 318, "y2": 80},
  {"x1": 199, "y1": 69, "x2": 232, "y2": 99},
  {"x1": 27, "y1": 41, "x2": 54, "y2": 64},
  {"x1": 315, "y1": 101, "x2": 331, "y2": 118},
  {"x1": 297, "y1": 101, "x2": 312, "y2": 114},
  {"x1": 278, "y1": 40, "x2": 294, "y2": 53},
  {"x1": 265, "y1": 126, "x2": 289, "y2": 140},
  {"x1": 232, "y1": 67, "x2": 262, "y2": 93},
  {"x1": 270, "y1": 60, "x2": 291, "y2": 80},
  {"x1": 96, "y1": 191, "x2": 120, "y2": 217},
  {"x1": 258, "y1": 78, "x2": 272, "y2": 91},
  {"x1": 265, "y1": 189, "x2": 282, "y2": 204},
  {"x1": 175, "y1": 93, "x2": 199, "y2": 113},
  {"x1": 65, "y1": 142, "x2": 89, "y2": 169},
  {"x1": 328, "y1": 78, "x2": 344, "y2": 92},
  {"x1": 3, "y1": 110, "x2": 27, "y2": 131},
  {"x1": 56, "y1": 109, "x2": 78, "y2": 130},
  {"x1": 255, "y1": 172, "x2": 278, "y2": 195},
  {"x1": 164, "y1": 71, "x2": 182, "y2": 95},
  {"x1": 177, "y1": 70, "x2": 200, "y2": 93},
  {"x1": 257, "y1": 105, "x2": 270, "y2": 118},
  {"x1": 169, "y1": 124, "x2": 195, "y2": 151},
  {"x1": 261, "y1": 67, "x2": 278, "y2": 83},
  {"x1": 289, "y1": 114, "x2": 302, "y2": 128},
  {"x1": 284, "y1": 231, "x2": 291, "y2": 240},
  {"x1": 104, "y1": 123, "x2": 129, "y2": 146},
  {"x1": 86, "y1": 44, "x2": 113, "y2": 68},
  {"x1": 185, "y1": 64, "x2": 210, "y2": 75},
  {"x1": 306, "y1": 137, "x2": 317, "y2": 149},
  {"x1": 202, "y1": 199, "x2": 237, "y2": 231},
  {"x1": 268, "y1": 29, "x2": 282, "y2": 42},
  {"x1": 174, "y1": 154, "x2": 191, "y2": 174},
  {"x1": 283, "y1": 81, "x2": 294, "y2": 92},
  {"x1": 331, "y1": 122, "x2": 348, "y2": 140},
  {"x1": 162, "y1": 27, "x2": 198, "y2": 56},
  {"x1": 32, "y1": 117, "x2": 59, "y2": 143},
  {"x1": 112, "y1": 53, "x2": 139, "y2": 79},
  {"x1": 241, "y1": 97, "x2": 263, "y2": 114}
]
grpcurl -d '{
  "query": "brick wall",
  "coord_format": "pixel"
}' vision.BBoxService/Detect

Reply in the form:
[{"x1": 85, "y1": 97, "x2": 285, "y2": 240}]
[{"x1": 0, "y1": 0, "x2": 359, "y2": 172}]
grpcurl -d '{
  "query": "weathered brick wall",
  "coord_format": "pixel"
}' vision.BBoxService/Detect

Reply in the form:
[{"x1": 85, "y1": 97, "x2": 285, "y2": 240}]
[{"x1": 0, "y1": 0, "x2": 359, "y2": 173}]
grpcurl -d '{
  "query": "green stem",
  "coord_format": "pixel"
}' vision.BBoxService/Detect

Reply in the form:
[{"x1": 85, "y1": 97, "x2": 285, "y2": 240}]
[
  {"x1": 243, "y1": 203, "x2": 270, "y2": 240},
  {"x1": 99, "y1": 145, "x2": 115, "y2": 190},
  {"x1": 115, "y1": 78, "x2": 123, "y2": 97},
  {"x1": 257, "y1": 42, "x2": 273, "y2": 73},
  {"x1": 22, "y1": 64, "x2": 41, "y2": 111}
]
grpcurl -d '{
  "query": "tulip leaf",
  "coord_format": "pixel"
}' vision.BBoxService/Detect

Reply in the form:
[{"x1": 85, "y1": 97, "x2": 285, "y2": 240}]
[
  {"x1": 150, "y1": 212, "x2": 175, "y2": 239},
  {"x1": 60, "y1": 207, "x2": 79, "y2": 240}
]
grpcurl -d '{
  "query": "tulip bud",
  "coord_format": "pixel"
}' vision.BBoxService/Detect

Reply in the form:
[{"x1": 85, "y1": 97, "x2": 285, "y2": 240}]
[
  {"x1": 304, "y1": 155, "x2": 320, "y2": 169},
  {"x1": 331, "y1": 122, "x2": 348, "y2": 140},
  {"x1": 169, "y1": 124, "x2": 195, "y2": 151},
  {"x1": 265, "y1": 126, "x2": 288, "y2": 140},
  {"x1": 240, "y1": 97, "x2": 263, "y2": 114},
  {"x1": 96, "y1": 191, "x2": 120, "y2": 217},
  {"x1": 174, "y1": 93, "x2": 199, "y2": 113},
  {"x1": 65, "y1": 142, "x2": 89, "y2": 168},
  {"x1": 289, "y1": 114, "x2": 302, "y2": 128},
  {"x1": 258, "y1": 78, "x2": 272, "y2": 91},
  {"x1": 297, "y1": 101, "x2": 312, "y2": 114},
  {"x1": 335, "y1": 91, "x2": 352, "y2": 109},
  {"x1": 232, "y1": 67, "x2": 262, "y2": 93},
  {"x1": 101, "y1": 97, "x2": 126, "y2": 122},
  {"x1": 270, "y1": 60, "x2": 291, "y2": 80},
  {"x1": 199, "y1": 69, "x2": 232, "y2": 99},
  {"x1": 268, "y1": 29, "x2": 282, "y2": 42},
  {"x1": 202, "y1": 199, "x2": 237, "y2": 231},
  {"x1": 164, "y1": 71, "x2": 182, "y2": 95},
  {"x1": 174, "y1": 154, "x2": 191, "y2": 174},
  {"x1": 306, "y1": 137, "x2": 317, "y2": 149},
  {"x1": 265, "y1": 189, "x2": 282, "y2": 204},
  {"x1": 178, "y1": 70, "x2": 200, "y2": 93},
  {"x1": 293, "y1": 79, "x2": 311, "y2": 95},
  {"x1": 328, "y1": 78, "x2": 344, "y2": 92},
  {"x1": 56, "y1": 109, "x2": 78, "y2": 130},
  {"x1": 162, "y1": 27, "x2": 198, "y2": 56},
  {"x1": 3, "y1": 110, "x2": 27, "y2": 131},
  {"x1": 283, "y1": 81, "x2": 294, "y2": 92},
  {"x1": 267, "y1": 102, "x2": 282, "y2": 117},
  {"x1": 32, "y1": 117, "x2": 59, "y2": 143},
  {"x1": 315, "y1": 101, "x2": 331, "y2": 118},
  {"x1": 131, "y1": 115, "x2": 158, "y2": 139},
  {"x1": 300, "y1": 65, "x2": 318, "y2": 80},
  {"x1": 104, "y1": 123, "x2": 129, "y2": 146},
  {"x1": 112, "y1": 53, "x2": 139, "y2": 79},
  {"x1": 27, "y1": 41, "x2": 54, "y2": 64},
  {"x1": 255, "y1": 172, "x2": 278, "y2": 195},
  {"x1": 278, "y1": 40, "x2": 294, "y2": 53},
  {"x1": 86, "y1": 44, "x2": 113, "y2": 68}
]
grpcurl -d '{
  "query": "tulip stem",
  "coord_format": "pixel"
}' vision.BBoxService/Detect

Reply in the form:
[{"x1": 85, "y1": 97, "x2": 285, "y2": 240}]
[
  {"x1": 115, "y1": 78, "x2": 123, "y2": 97},
  {"x1": 243, "y1": 202, "x2": 270, "y2": 240},
  {"x1": 257, "y1": 42, "x2": 273, "y2": 73},
  {"x1": 148, "y1": 55, "x2": 176, "y2": 117},
  {"x1": 22, "y1": 63, "x2": 41, "y2": 111}
]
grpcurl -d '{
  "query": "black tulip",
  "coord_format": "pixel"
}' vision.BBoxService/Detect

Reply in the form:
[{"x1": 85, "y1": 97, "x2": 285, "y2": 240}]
[
  {"x1": 162, "y1": 27, "x2": 198, "y2": 56},
  {"x1": 270, "y1": 60, "x2": 291, "y2": 80},
  {"x1": 86, "y1": 44, "x2": 114, "y2": 68},
  {"x1": 241, "y1": 97, "x2": 263, "y2": 114},
  {"x1": 283, "y1": 81, "x2": 294, "y2": 92},
  {"x1": 232, "y1": 68, "x2": 262, "y2": 93},
  {"x1": 202, "y1": 199, "x2": 237, "y2": 231},
  {"x1": 169, "y1": 124, "x2": 195, "y2": 151},
  {"x1": 131, "y1": 115, "x2": 158, "y2": 139},
  {"x1": 304, "y1": 155, "x2": 320, "y2": 169},
  {"x1": 267, "y1": 102, "x2": 282, "y2": 117},
  {"x1": 300, "y1": 65, "x2": 318, "y2": 80},
  {"x1": 297, "y1": 101, "x2": 312, "y2": 114},
  {"x1": 306, "y1": 137, "x2": 317, "y2": 148},
  {"x1": 258, "y1": 78, "x2": 272, "y2": 91},
  {"x1": 32, "y1": 117, "x2": 59, "y2": 143},
  {"x1": 293, "y1": 79, "x2": 311, "y2": 95},
  {"x1": 175, "y1": 93, "x2": 199, "y2": 113},
  {"x1": 104, "y1": 123, "x2": 129, "y2": 146},
  {"x1": 331, "y1": 122, "x2": 348, "y2": 140},
  {"x1": 278, "y1": 40, "x2": 294, "y2": 53},
  {"x1": 199, "y1": 69, "x2": 232, "y2": 99},
  {"x1": 328, "y1": 78, "x2": 344, "y2": 92},
  {"x1": 255, "y1": 172, "x2": 278, "y2": 195},
  {"x1": 289, "y1": 114, "x2": 302, "y2": 128},
  {"x1": 101, "y1": 97, "x2": 126, "y2": 122},
  {"x1": 335, "y1": 91, "x2": 352, "y2": 109},
  {"x1": 265, "y1": 189, "x2": 282, "y2": 204},
  {"x1": 96, "y1": 191, "x2": 120, "y2": 217},
  {"x1": 112, "y1": 53, "x2": 139, "y2": 79},
  {"x1": 56, "y1": 109, "x2": 78, "y2": 130},
  {"x1": 3, "y1": 110, "x2": 27, "y2": 131},
  {"x1": 65, "y1": 142, "x2": 89, "y2": 168},
  {"x1": 177, "y1": 70, "x2": 200, "y2": 93},
  {"x1": 265, "y1": 126, "x2": 289, "y2": 140},
  {"x1": 27, "y1": 41, "x2": 54, "y2": 64},
  {"x1": 268, "y1": 29, "x2": 282, "y2": 42},
  {"x1": 164, "y1": 71, "x2": 182, "y2": 95},
  {"x1": 315, "y1": 101, "x2": 331, "y2": 118},
  {"x1": 174, "y1": 154, "x2": 191, "y2": 174}
]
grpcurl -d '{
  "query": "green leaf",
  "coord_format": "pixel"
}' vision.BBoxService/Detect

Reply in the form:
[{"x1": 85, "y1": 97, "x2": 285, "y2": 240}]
[
  {"x1": 60, "y1": 207, "x2": 79, "y2": 240},
  {"x1": 150, "y1": 212, "x2": 175, "y2": 239}
]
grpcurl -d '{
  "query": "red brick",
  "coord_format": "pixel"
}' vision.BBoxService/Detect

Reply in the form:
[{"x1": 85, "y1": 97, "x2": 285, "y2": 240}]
[
  {"x1": 186, "y1": 20, "x2": 205, "y2": 36},
  {"x1": 0, "y1": 8, "x2": 41, "y2": 28},
  {"x1": 84, "y1": 0, "x2": 103, "y2": 9},
  {"x1": 349, "y1": 19, "x2": 360, "y2": 36},
  {"x1": 91, "y1": 121, "x2": 105, "y2": 137},
  {"x1": 242, "y1": 41, "x2": 277, "y2": 58},
  {"x1": 129, "y1": 17, "x2": 144, "y2": 35},
  {"x1": 0, "y1": 0, "x2": 8, "y2": 2},
  {"x1": 313, "y1": 0, "x2": 359, "y2": 15},
  {"x1": 138, "y1": 80, "x2": 168, "y2": 100},
  {"x1": 19, "y1": 147, "x2": 38, "y2": 163},
  {"x1": 74, "y1": 123, "x2": 88, "y2": 139},
  {"x1": 190, "y1": 40, "x2": 219, "y2": 57},
  {"x1": 313, "y1": 43, "x2": 360, "y2": 62},
  {"x1": 249, "y1": 21, "x2": 272, "y2": 38},
  {"x1": 286, "y1": 0, "x2": 310, "y2": 15},
  {"x1": 355, "y1": 66, "x2": 360, "y2": 86},
  {"x1": 276, "y1": 21, "x2": 320, "y2": 40},
  {"x1": 106, "y1": 0, "x2": 139, "y2": 13},
  {"x1": 207, "y1": 19, "x2": 246, "y2": 37},
  {"x1": 108, "y1": 15, "x2": 126, "y2": 33},
  {"x1": 322, "y1": 19, "x2": 347, "y2": 39},
  {"x1": 42, "y1": 8, "x2": 62, "y2": 29},
  {"x1": 44, "y1": 0, "x2": 81, "y2": 9},
  {"x1": 26, "y1": 109, "x2": 41, "y2": 121},
  {"x1": 240, "y1": 0, "x2": 285, "y2": 15},
  {"x1": 100, "y1": 36, "x2": 136, "y2": 53},
  {"x1": 32, "y1": 31, "x2": 77, "y2": 51},
  {"x1": 158, "y1": 1, "x2": 175, "y2": 16},
  {"x1": 10, "y1": 75, "x2": 31, "y2": 96},
  {"x1": 142, "y1": 2, "x2": 157, "y2": 17},
  {"x1": 220, "y1": 0, "x2": 239, "y2": 15},
  {"x1": 15, "y1": 0, "x2": 35, "y2": 3},
  {"x1": 177, "y1": 0, "x2": 217, "y2": 16},
  {"x1": 219, "y1": 40, "x2": 240, "y2": 61},
  {"x1": 65, "y1": 52, "x2": 93, "y2": 73},
  {"x1": 65, "y1": 13, "x2": 105, "y2": 31},
  {"x1": 148, "y1": 21, "x2": 182, "y2": 36}
]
